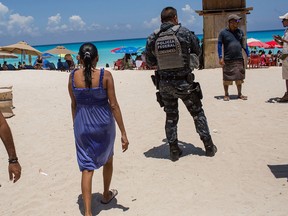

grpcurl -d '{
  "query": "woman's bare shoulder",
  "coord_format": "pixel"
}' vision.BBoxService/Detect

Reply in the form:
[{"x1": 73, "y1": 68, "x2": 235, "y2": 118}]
[{"x1": 103, "y1": 69, "x2": 113, "y2": 78}]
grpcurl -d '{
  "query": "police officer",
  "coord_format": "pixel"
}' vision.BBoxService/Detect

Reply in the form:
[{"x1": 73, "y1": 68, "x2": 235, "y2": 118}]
[{"x1": 145, "y1": 6, "x2": 217, "y2": 161}]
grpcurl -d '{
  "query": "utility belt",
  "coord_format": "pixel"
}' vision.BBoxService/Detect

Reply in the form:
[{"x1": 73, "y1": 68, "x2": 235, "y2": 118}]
[
  {"x1": 159, "y1": 74, "x2": 188, "y2": 80},
  {"x1": 151, "y1": 70, "x2": 201, "y2": 108},
  {"x1": 151, "y1": 71, "x2": 194, "y2": 89}
]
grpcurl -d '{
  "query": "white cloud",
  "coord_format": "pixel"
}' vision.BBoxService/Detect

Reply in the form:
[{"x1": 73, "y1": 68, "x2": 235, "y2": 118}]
[
  {"x1": 69, "y1": 15, "x2": 85, "y2": 30},
  {"x1": 0, "y1": 3, "x2": 39, "y2": 37},
  {"x1": 46, "y1": 13, "x2": 68, "y2": 32},
  {"x1": 144, "y1": 17, "x2": 160, "y2": 28},
  {"x1": 125, "y1": 24, "x2": 132, "y2": 29},
  {"x1": 7, "y1": 13, "x2": 38, "y2": 36},
  {"x1": 180, "y1": 4, "x2": 196, "y2": 27},
  {"x1": 112, "y1": 23, "x2": 132, "y2": 30},
  {"x1": 182, "y1": 4, "x2": 194, "y2": 13},
  {"x1": 113, "y1": 24, "x2": 120, "y2": 30},
  {"x1": 46, "y1": 24, "x2": 68, "y2": 32},
  {"x1": 8, "y1": 13, "x2": 34, "y2": 26},
  {"x1": 88, "y1": 23, "x2": 102, "y2": 30},
  {"x1": 48, "y1": 13, "x2": 61, "y2": 25},
  {"x1": 0, "y1": 2, "x2": 8, "y2": 16},
  {"x1": 47, "y1": 14, "x2": 86, "y2": 32}
]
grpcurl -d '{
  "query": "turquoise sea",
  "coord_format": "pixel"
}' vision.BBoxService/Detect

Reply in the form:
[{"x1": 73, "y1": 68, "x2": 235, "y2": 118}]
[{"x1": 6, "y1": 29, "x2": 285, "y2": 68}]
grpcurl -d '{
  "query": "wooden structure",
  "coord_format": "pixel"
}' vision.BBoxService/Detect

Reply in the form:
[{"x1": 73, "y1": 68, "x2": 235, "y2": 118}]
[
  {"x1": 0, "y1": 86, "x2": 14, "y2": 118},
  {"x1": 196, "y1": 0, "x2": 253, "y2": 69}
]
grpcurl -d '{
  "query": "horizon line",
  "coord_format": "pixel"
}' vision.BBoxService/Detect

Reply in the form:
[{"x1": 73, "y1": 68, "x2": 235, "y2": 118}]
[{"x1": 32, "y1": 28, "x2": 284, "y2": 47}]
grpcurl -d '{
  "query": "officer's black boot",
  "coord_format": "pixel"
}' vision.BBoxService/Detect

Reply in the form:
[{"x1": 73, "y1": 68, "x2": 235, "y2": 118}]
[
  {"x1": 203, "y1": 138, "x2": 217, "y2": 157},
  {"x1": 169, "y1": 140, "x2": 182, "y2": 162}
]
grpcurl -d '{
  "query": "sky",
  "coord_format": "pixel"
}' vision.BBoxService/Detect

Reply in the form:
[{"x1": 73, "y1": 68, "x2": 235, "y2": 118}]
[{"x1": 0, "y1": 0, "x2": 287, "y2": 46}]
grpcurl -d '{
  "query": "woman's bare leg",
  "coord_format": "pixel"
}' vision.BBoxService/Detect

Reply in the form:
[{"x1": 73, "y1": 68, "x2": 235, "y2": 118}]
[
  {"x1": 102, "y1": 156, "x2": 113, "y2": 200},
  {"x1": 81, "y1": 170, "x2": 94, "y2": 216}
]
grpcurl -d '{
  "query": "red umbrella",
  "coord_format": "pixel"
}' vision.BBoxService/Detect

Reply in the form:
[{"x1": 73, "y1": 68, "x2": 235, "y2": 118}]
[
  {"x1": 111, "y1": 47, "x2": 122, "y2": 53},
  {"x1": 265, "y1": 40, "x2": 283, "y2": 48},
  {"x1": 248, "y1": 41, "x2": 270, "y2": 48}
]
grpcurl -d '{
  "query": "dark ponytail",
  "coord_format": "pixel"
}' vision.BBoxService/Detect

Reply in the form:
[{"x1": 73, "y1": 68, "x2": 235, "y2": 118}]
[{"x1": 78, "y1": 43, "x2": 98, "y2": 88}]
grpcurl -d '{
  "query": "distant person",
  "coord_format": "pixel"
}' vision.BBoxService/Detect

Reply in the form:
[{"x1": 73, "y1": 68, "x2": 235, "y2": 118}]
[
  {"x1": 57, "y1": 59, "x2": 64, "y2": 71},
  {"x1": 123, "y1": 54, "x2": 134, "y2": 69},
  {"x1": 68, "y1": 43, "x2": 129, "y2": 215},
  {"x1": 260, "y1": 50, "x2": 266, "y2": 66},
  {"x1": 146, "y1": 6, "x2": 217, "y2": 161},
  {"x1": 0, "y1": 112, "x2": 21, "y2": 183},
  {"x1": 65, "y1": 54, "x2": 75, "y2": 71},
  {"x1": 21, "y1": 61, "x2": 26, "y2": 69},
  {"x1": 135, "y1": 55, "x2": 143, "y2": 69},
  {"x1": 218, "y1": 14, "x2": 249, "y2": 101},
  {"x1": 276, "y1": 50, "x2": 283, "y2": 66},
  {"x1": 34, "y1": 55, "x2": 43, "y2": 69},
  {"x1": 2, "y1": 61, "x2": 8, "y2": 70},
  {"x1": 76, "y1": 55, "x2": 82, "y2": 68},
  {"x1": 274, "y1": 12, "x2": 288, "y2": 102}
]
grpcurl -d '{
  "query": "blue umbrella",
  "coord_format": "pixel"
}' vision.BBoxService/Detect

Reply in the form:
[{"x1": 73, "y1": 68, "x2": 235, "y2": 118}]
[
  {"x1": 137, "y1": 47, "x2": 146, "y2": 53},
  {"x1": 113, "y1": 47, "x2": 139, "y2": 54},
  {"x1": 42, "y1": 52, "x2": 54, "y2": 58}
]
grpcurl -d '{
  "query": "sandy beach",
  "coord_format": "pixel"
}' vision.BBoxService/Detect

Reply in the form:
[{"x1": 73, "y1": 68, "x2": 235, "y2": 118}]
[{"x1": 0, "y1": 66, "x2": 287, "y2": 216}]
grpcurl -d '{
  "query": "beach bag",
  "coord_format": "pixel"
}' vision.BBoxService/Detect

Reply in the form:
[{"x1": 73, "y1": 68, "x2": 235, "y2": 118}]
[{"x1": 155, "y1": 25, "x2": 185, "y2": 70}]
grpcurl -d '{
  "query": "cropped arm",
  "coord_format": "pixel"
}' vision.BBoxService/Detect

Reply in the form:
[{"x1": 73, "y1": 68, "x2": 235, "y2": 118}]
[
  {"x1": 218, "y1": 41, "x2": 223, "y2": 59},
  {"x1": 244, "y1": 44, "x2": 250, "y2": 57},
  {"x1": 190, "y1": 32, "x2": 201, "y2": 56},
  {"x1": 145, "y1": 34, "x2": 157, "y2": 67},
  {"x1": 0, "y1": 112, "x2": 17, "y2": 159},
  {"x1": 68, "y1": 73, "x2": 76, "y2": 123},
  {"x1": 106, "y1": 71, "x2": 129, "y2": 152}
]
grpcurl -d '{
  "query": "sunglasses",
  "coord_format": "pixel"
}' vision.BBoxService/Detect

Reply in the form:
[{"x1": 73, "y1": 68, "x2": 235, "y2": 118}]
[
  {"x1": 230, "y1": 19, "x2": 241, "y2": 23},
  {"x1": 282, "y1": 19, "x2": 287, "y2": 22}
]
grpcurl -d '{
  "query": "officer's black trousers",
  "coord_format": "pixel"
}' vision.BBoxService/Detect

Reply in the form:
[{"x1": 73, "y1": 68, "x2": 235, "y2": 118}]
[{"x1": 160, "y1": 81, "x2": 211, "y2": 145}]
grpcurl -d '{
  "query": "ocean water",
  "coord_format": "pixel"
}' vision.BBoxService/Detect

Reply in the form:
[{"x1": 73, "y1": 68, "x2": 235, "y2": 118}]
[{"x1": 5, "y1": 29, "x2": 285, "y2": 68}]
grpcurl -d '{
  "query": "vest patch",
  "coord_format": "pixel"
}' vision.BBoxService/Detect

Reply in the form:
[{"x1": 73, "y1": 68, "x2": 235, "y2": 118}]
[{"x1": 155, "y1": 25, "x2": 185, "y2": 70}]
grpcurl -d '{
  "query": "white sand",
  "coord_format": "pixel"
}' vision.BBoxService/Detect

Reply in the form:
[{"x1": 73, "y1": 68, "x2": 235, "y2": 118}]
[{"x1": 0, "y1": 67, "x2": 287, "y2": 216}]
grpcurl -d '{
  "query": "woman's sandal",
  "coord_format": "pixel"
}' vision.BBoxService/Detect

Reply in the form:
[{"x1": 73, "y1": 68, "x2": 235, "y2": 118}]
[{"x1": 101, "y1": 189, "x2": 118, "y2": 204}]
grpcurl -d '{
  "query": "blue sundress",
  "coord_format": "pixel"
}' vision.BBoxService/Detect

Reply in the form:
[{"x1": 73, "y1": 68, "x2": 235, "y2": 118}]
[{"x1": 71, "y1": 68, "x2": 116, "y2": 171}]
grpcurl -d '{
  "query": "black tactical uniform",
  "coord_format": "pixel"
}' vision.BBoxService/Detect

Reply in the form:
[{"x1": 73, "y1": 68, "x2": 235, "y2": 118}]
[{"x1": 146, "y1": 22, "x2": 217, "y2": 161}]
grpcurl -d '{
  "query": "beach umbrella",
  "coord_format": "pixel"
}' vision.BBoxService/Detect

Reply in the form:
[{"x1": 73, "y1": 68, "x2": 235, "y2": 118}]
[
  {"x1": 248, "y1": 41, "x2": 270, "y2": 48},
  {"x1": 0, "y1": 51, "x2": 18, "y2": 62},
  {"x1": 44, "y1": 46, "x2": 76, "y2": 55},
  {"x1": 41, "y1": 52, "x2": 54, "y2": 59},
  {"x1": 0, "y1": 41, "x2": 42, "y2": 62},
  {"x1": 247, "y1": 38, "x2": 261, "y2": 43},
  {"x1": 265, "y1": 40, "x2": 283, "y2": 48},
  {"x1": 137, "y1": 46, "x2": 146, "y2": 53},
  {"x1": 110, "y1": 47, "x2": 123, "y2": 53},
  {"x1": 111, "y1": 46, "x2": 139, "y2": 54}
]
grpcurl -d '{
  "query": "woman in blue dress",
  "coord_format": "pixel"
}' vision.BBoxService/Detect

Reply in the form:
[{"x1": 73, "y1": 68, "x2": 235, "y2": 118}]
[{"x1": 68, "y1": 43, "x2": 129, "y2": 216}]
